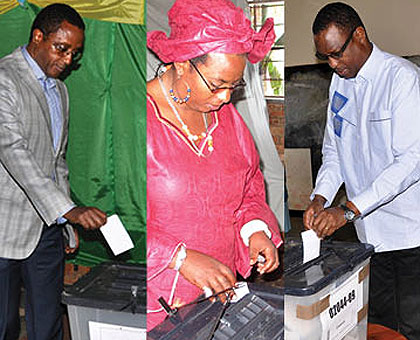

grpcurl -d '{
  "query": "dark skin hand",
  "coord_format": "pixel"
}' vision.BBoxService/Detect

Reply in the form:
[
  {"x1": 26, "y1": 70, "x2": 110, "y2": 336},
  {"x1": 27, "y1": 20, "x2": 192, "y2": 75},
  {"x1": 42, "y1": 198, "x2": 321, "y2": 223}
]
[
  {"x1": 64, "y1": 206, "x2": 107, "y2": 230},
  {"x1": 304, "y1": 195, "x2": 344, "y2": 239},
  {"x1": 311, "y1": 207, "x2": 347, "y2": 239},
  {"x1": 176, "y1": 249, "x2": 237, "y2": 303},
  {"x1": 304, "y1": 195, "x2": 360, "y2": 238},
  {"x1": 303, "y1": 194, "x2": 326, "y2": 230},
  {"x1": 170, "y1": 231, "x2": 278, "y2": 303},
  {"x1": 248, "y1": 231, "x2": 279, "y2": 274}
]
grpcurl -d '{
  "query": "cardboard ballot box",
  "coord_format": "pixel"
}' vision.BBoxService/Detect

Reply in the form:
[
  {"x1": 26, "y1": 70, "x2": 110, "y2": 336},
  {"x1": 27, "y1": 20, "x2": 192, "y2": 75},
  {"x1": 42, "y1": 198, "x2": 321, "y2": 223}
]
[
  {"x1": 148, "y1": 283, "x2": 284, "y2": 340},
  {"x1": 282, "y1": 240, "x2": 374, "y2": 340},
  {"x1": 62, "y1": 262, "x2": 146, "y2": 340}
]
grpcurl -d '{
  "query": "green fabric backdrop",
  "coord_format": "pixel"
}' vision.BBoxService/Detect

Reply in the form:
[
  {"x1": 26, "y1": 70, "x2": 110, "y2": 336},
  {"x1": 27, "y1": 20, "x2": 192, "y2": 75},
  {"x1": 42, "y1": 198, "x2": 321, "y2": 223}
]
[{"x1": 0, "y1": 2, "x2": 146, "y2": 266}]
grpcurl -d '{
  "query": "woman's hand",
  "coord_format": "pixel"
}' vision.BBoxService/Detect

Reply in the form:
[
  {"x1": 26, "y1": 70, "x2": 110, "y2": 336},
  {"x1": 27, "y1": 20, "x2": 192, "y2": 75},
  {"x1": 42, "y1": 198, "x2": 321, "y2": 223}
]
[
  {"x1": 248, "y1": 231, "x2": 279, "y2": 274},
  {"x1": 177, "y1": 249, "x2": 236, "y2": 303}
]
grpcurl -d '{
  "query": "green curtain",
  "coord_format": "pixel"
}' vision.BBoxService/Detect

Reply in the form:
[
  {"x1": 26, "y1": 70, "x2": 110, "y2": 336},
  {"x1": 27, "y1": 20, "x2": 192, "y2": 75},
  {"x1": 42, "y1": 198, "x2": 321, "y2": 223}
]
[{"x1": 0, "y1": 2, "x2": 147, "y2": 266}]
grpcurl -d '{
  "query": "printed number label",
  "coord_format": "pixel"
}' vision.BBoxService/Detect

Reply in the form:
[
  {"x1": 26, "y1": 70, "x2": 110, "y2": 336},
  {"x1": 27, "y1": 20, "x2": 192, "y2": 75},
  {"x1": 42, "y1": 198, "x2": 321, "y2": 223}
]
[
  {"x1": 320, "y1": 271, "x2": 360, "y2": 340},
  {"x1": 328, "y1": 289, "x2": 356, "y2": 319}
]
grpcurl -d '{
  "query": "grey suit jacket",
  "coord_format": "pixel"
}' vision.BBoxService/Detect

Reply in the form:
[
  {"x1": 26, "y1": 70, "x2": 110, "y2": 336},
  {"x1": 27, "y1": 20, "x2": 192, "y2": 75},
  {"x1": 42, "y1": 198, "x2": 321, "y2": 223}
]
[{"x1": 0, "y1": 47, "x2": 75, "y2": 259}]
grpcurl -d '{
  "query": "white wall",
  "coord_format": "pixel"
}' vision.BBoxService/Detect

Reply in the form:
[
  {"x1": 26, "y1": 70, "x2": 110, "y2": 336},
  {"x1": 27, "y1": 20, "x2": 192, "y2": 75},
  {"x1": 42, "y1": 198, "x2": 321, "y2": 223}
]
[{"x1": 286, "y1": 0, "x2": 420, "y2": 66}]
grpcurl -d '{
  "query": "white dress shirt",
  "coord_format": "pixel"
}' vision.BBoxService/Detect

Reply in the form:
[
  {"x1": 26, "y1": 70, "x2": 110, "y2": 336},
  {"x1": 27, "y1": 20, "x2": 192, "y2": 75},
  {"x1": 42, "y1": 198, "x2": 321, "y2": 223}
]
[{"x1": 313, "y1": 44, "x2": 420, "y2": 252}]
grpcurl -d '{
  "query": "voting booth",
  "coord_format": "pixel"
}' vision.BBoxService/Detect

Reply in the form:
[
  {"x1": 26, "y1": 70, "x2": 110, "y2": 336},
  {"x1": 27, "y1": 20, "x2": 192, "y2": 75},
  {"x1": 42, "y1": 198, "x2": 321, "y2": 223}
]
[
  {"x1": 62, "y1": 262, "x2": 146, "y2": 340},
  {"x1": 282, "y1": 239, "x2": 374, "y2": 340}
]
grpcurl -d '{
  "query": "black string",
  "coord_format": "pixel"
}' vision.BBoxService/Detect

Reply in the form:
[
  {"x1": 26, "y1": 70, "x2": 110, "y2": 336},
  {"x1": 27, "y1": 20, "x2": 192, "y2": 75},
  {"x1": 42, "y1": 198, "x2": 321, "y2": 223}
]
[
  {"x1": 157, "y1": 286, "x2": 235, "y2": 317},
  {"x1": 119, "y1": 286, "x2": 139, "y2": 314},
  {"x1": 182, "y1": 286, "x2": 235, "y2": 308},
  {"x1": 205, "y1": 294, "x2": 232, "y2": 340},
  {"x1": 156, "y1": 287, "x2": 235, "y2": 338}
]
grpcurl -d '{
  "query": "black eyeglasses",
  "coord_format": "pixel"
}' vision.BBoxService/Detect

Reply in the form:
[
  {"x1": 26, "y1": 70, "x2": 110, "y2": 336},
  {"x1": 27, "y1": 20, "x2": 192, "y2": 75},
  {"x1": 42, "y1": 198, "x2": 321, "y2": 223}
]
[
  {"x1": 52, "y1": 43, "x2": 83, "y2": 62},
  {"x1": 189, "y1": 60, "x2": 246, "y2": 93},
  {"x1": 315, "y1": 27, "x2": 357, "y2": 61}
]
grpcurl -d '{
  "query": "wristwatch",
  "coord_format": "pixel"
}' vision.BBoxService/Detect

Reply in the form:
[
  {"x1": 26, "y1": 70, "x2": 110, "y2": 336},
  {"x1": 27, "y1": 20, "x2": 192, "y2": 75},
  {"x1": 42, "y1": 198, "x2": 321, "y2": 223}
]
[{"x1": 339, "y1": 204, "x2": 359, "y2": 223}]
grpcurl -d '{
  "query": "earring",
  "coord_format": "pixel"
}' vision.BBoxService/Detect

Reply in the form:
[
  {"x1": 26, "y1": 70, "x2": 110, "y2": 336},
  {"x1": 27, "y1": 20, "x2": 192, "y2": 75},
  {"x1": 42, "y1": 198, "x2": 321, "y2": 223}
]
[{"x1": 169, "y1": 84, "x2": 191, "y2": 104}]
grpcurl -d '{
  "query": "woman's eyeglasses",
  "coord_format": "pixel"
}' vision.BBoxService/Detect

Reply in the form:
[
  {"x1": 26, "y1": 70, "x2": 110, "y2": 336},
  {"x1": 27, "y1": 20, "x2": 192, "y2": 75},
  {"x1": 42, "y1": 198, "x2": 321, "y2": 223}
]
[{"x1": 189, "y1": 60, "x2": 246, "y2": 93}]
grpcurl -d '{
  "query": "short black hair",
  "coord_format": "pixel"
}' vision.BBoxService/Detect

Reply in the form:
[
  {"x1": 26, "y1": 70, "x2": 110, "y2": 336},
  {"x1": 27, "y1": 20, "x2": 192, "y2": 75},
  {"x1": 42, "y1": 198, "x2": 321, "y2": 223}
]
[
  {"x1": 29, "y1": 3, "x2": 85, "y2": 42},
  {"x1": 312, "y1": 2, "x2": 365, "y2": 36}
]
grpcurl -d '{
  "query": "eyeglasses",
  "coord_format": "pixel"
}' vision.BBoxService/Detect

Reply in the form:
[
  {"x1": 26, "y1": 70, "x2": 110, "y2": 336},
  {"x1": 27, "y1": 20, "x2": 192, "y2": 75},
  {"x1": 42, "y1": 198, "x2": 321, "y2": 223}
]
[
  {"x1": 189, "y1": 60, "x2": 246, "y2": 93},
  {"x1": 315, "y1": 27, "x2": 357, "y2": 61},
  {"x1": 52, "y1": 43, "x2": 82, "y2": 62}
]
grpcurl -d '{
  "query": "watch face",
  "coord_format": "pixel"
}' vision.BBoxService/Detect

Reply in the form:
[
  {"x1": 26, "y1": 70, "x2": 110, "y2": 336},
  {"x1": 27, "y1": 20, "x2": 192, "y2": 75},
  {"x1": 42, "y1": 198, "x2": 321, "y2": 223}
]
[{"x1": 344, "y1": 209, "x2": 356, "y2": 221}]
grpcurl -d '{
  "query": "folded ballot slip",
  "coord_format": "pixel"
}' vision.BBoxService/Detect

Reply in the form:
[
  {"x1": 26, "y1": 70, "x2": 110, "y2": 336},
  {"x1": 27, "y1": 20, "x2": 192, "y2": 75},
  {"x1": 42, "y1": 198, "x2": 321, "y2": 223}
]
[
  {"x1": 231, "y1": 282, "x2": 250, "y2": 303},
  {"x1": 100, "y1": 214, "x2": 134, "y2": 256}
]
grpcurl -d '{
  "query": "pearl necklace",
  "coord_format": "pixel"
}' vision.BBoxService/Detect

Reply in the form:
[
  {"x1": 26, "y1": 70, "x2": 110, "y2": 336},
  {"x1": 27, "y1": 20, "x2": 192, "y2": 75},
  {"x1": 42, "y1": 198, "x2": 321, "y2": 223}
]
[{"x1": 158, "y1": 76, "x2": 214, "y2": 153}]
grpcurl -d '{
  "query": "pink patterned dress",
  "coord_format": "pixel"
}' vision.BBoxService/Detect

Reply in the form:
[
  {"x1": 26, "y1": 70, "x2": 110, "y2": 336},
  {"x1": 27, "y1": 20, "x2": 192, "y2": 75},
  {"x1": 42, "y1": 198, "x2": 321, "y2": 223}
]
[{"x1": 147, "y1": 94, "x2": 282, "y2": 329}]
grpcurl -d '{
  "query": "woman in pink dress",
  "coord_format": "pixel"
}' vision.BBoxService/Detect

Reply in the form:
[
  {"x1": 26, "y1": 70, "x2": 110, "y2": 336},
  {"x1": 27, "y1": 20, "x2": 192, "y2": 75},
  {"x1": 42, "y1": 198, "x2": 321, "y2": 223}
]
[{"x1": 146, "y1": 0, "x2": 283, "y2": 330}]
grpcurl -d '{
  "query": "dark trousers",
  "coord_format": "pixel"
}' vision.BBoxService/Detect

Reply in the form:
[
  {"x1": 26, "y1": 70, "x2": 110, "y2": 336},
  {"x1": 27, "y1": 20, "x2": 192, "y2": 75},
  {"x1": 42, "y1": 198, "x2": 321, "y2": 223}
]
[
  {"x1": 368, "y1": 245, "x2": 420, "y2": 340},
  {"x1": 0, "y1": 225, "x2": 64, "y2": 340}
]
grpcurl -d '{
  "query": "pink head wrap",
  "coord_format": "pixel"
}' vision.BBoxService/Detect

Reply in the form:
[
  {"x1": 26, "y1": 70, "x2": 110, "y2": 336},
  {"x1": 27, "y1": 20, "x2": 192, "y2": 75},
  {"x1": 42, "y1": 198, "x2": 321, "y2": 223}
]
[{"x1": 147, "y1": 0, "x2": 275, "y2": 64}]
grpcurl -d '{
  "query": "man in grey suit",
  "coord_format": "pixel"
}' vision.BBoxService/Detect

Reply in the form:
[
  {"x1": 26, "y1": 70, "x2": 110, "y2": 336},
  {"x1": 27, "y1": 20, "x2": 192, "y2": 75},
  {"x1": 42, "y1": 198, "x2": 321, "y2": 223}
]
[{"x1": 0, "y1": 4, "x2": 107, "y2": 339}]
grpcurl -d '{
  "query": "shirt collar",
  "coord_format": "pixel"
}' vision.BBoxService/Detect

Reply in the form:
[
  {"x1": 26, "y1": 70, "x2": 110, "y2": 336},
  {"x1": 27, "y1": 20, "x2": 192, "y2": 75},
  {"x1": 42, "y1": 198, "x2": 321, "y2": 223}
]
[
  {"x1": 355, "y1": 43, "x2": 384, "y2": 82},
  {"x1": 21, "y1": 45, "x2": 56, "y2": 89}
]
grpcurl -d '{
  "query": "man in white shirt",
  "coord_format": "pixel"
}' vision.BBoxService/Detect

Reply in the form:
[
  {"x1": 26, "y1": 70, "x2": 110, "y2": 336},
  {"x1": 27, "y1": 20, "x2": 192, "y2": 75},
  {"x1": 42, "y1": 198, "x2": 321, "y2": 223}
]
[{"x1": 303, "y1": 2, "x2": 420, "y2": 339}]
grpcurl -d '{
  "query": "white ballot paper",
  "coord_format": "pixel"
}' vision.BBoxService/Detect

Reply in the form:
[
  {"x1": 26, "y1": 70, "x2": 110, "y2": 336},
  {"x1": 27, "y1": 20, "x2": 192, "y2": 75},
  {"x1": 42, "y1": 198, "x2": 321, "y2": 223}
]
[
  {"x1": 89, "y1": 321, "x2": 146, "y2": 340},
  {"x1": 301, "y1": 229, "x2": 321, "y2": 264},
  {"x1": 100, "y1": 214, "x2": 134, "y2": 256},
  {"x1": 231, "y1": 282, "x2": 250, "y2": 303}
]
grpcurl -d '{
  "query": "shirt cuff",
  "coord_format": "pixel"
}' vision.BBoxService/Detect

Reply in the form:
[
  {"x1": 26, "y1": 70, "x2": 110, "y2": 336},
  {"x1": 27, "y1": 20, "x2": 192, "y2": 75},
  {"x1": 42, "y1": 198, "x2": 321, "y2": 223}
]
[
  {"x1": 56, "y1": 204, "x2": 76, "y2": 225},
  {"x1": 240, "y1": 219, "x2": 272, "y2": 247}
]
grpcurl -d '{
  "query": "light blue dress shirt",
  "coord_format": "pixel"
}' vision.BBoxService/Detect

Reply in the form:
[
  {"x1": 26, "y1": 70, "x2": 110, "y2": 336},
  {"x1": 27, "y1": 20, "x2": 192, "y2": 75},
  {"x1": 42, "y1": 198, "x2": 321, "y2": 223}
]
[
  {"x1": 22, "y1": 46, "x2": 62, "y2": 151},
  {"x1": 22, "y1": 46, "x2": 73, "y2": 224}
]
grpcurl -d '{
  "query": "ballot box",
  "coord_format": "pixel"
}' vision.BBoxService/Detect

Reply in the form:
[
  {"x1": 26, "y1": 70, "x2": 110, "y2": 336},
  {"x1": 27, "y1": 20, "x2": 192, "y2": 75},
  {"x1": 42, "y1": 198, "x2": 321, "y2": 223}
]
[
  {"x1": 62, "y1": 262, "x2": 146, "y2": 340},
  {"x1": 282, "y1": 239, "x2": 374, "y2": 340},
  {"x1": 148, "y1": 283, "x2": 284, "y2": 340}
]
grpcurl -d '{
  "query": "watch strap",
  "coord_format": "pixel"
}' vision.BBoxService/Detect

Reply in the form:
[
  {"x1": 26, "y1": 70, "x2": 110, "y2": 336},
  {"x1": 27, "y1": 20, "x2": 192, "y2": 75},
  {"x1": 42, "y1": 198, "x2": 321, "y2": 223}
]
[{"x1": 339, "y1": 204, "x2": 359, "y2": 222}]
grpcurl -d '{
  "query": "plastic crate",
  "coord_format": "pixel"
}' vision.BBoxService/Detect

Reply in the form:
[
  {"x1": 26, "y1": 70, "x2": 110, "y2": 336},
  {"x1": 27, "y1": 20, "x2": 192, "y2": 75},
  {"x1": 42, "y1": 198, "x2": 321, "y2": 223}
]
[
  {"x1": 281, "y1": 239, "x2": 374, "y2": 340},
  {"x1": 148, "y1": 283, "x2": 284, "y2": 340},
  {"x1": 62, "y1": 262, "x2": 146, "y2": 340}
]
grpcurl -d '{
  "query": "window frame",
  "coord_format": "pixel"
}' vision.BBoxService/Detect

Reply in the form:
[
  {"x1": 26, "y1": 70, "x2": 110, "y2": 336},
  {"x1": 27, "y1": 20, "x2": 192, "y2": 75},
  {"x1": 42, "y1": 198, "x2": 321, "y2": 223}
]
[{"x1": 248, "y1": 0, "x2": 284, "y2": 99}]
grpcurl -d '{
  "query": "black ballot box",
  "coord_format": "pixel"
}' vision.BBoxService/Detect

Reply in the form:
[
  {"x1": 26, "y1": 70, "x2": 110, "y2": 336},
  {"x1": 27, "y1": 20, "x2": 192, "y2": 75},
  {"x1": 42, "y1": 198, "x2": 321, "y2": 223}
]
[
  {"x1": 148, "y1": 283, "x2": 284, "y2": 340},
  {"x1": 62, "y1": 262, "x2": 146, "y2": 340}
]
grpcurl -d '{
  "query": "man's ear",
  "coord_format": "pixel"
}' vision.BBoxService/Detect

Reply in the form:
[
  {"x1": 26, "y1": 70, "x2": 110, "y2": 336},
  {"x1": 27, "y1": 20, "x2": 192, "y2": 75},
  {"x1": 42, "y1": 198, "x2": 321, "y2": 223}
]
[
  {"x1": 354, "y1": 26, "x2": 368, "y2": 44},
  {"x1": 31, "y1": 28, "x2": 44, "y2": 45}
]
